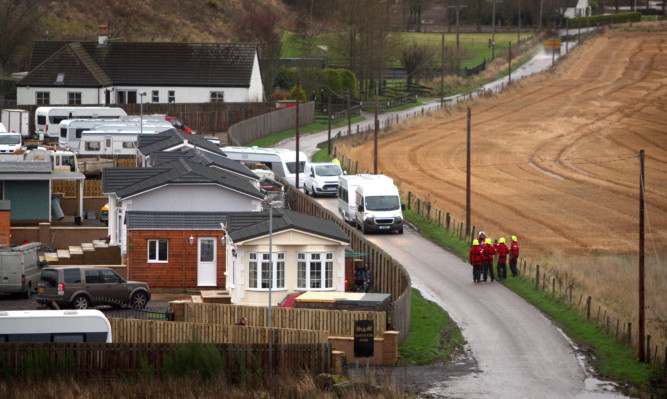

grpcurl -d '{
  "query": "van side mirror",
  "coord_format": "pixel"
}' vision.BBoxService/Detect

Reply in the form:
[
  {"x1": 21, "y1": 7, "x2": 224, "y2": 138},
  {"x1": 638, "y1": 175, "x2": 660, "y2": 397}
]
[{"x1": 401, "y1": 204, "x2": 406, "y2": 211}]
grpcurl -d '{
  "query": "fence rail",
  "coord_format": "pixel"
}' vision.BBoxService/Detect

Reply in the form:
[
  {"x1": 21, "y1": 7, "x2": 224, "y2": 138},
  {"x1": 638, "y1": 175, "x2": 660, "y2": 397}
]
[
  {"x1": 176, "y1": 303, "x2": 386, "y2": 339},
  {"x1": 0, "y1": 342, "x2": 331, "y2": 376},
  {"x1": 109, "y1": 318, "x2": 329, "y2": 344}
]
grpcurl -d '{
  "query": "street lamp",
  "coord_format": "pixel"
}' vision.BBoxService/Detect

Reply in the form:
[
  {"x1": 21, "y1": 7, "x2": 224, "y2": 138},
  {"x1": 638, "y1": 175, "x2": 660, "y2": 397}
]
[
  {"x1": 266, "y1": 199, "x2": 283, "y2": 328},
  {"x1": 139, "y1": 92, "x2": 147, "y2": 135}
]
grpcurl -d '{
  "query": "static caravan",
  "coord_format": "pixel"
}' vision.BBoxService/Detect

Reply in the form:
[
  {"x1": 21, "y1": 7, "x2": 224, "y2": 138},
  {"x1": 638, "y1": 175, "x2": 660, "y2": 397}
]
[
  {"x1": 59, "y1": 119, "x2": 172, "y2": 151},
  {"x1": 79, "y1": 129, "x2": 157, "y2": 157},
  {"x1": 354, "y1": 174, "x2": 405, "y2": 234},
  {"x1": 221, "y1": 146, "x2": 307, "y2": 188},
  {"x1": 35, "y1": 107, "x2": 127, "y2": 138},
  {"x1": 0, "y1": 309, "x2": 112, "y2": 343}
]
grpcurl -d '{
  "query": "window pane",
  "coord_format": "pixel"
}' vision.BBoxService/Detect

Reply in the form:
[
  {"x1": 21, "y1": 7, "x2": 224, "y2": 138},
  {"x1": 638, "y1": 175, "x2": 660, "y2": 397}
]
[
  {"x1": 325, "y1": 261, "x2": 333, "y2": 288},
  {"x1": 261, "y1": 261, "x2": 271, "y2": 288},
  {"x1": 249, "y1": 260, "x2": 257, "y2": 288},
  {"x1": 277, "y1": 261, "x2": 285, "y2": 288},
  {"x1": 158, "y1": 239, "x2": 168, "y2": 261},
  {"x1": 297, "y1": 261, "x2": 306, "y2": 288},
  {"x1": 64, "y1": 269, "x2": 81, "y2": 284},
  {"x1": 310, "y1": 261, "x2": 321, "y2": 288},
  {"x1": 101, "y1": 269, "x2": 120, "y2": 283},
  {"x1": 85, "y1": 270, "x2": 101, "y2": 284},
  {"x1": 148, "y1": 240, "x2": 156, "y2": 260},
  {"x1": 200, "y1": 239, "x2": 214, "y2": 262}
]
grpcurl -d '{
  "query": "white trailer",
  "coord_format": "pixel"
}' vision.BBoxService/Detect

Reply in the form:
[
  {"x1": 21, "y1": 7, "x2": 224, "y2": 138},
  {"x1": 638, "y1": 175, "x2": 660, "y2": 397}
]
[
  {"x1": 59, "y1": 119, "x2": 172, "y2": 151},
  {"x1": 1, "y1": 109, "x2": 30, "y2": 138},
  {"x1": 221, "y1": 146, "x2": 307, "y2": 188},
  {"x1": 35, "y1": 107, "x2": 127, "y2": 138},
  {"x1": 79, "y1": 129, "x2": 158, "y2": 157},
  {"x1": 0, "y1": 309, "x2": 112, "y2": 343}
]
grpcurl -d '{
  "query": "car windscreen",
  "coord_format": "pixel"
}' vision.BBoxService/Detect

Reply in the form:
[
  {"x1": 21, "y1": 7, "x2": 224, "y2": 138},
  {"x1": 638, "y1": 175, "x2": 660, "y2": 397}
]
[
  {"x1": 314, "y1": 165, "x2": 342, "y2": 177},
  {"x1": 365, "y1": 195, "x2": 400, "y2": 211},
  {"x1": 0, "y1": 135, "x2": 20, "y2": 145},
  {"x1": 286, "y1": 161, "x2": 306, "y2": 174}
]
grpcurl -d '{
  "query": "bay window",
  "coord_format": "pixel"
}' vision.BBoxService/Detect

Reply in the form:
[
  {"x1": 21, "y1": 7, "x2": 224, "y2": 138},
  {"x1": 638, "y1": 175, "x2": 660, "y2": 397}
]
[{"x1": 248, "y1": 252, "x2": 285, "y2": 289}]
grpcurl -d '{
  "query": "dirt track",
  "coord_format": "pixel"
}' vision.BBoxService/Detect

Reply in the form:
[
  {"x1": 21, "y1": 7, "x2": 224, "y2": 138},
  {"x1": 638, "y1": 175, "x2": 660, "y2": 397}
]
[{"x1": 340, "y1": 31, "x2": 667, "y2": 257}]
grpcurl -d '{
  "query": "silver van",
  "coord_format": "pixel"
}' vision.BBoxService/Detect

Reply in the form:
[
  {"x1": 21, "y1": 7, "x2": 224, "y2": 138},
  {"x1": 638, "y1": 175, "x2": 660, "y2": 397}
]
[{"x1": 0, "y1": 243, "x2": 43, "y2": 298}]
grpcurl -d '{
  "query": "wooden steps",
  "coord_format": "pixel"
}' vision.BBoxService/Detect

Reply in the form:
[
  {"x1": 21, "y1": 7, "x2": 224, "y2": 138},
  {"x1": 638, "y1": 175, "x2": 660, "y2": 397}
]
[{"x1": 43, "y1": 242, "x2": 122, "y2": 266}]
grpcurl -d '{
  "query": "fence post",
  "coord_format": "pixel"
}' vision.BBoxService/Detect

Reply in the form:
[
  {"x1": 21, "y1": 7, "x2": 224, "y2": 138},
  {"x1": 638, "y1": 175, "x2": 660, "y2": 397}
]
[
  {"x1": 646, "y1": 335, "x2": 651, "y2": 363},
  {"x1": 427, "y1": 202, "x2": 431, "y2": 219},
  {"x1": 417, "y1": 198, "x2": 421, "y2": 215},
  {"x1": 586, "y1": 296, "x2": 591, "y2": 320},
  {"x1": 569, "y1": 284, "x2": 573, "y2": 304},
  {"x1": 627, "y1": 323, "x2": 632, "y2": 345},
  {"x1": 616, "y1": 319, "x2": 619, "y2": 338},
  {"x1": 446, "y1": 213, "x2": 450, "y2": 230},
  {"x1": 535, "y1": 265, "x2": 540, "y2": 289},
  {"x1": 408, "y1": 192, "x2": 412, "y2": 210},
  {"x1": 596, "y1": 306, "x2": 600, "y2": 323},
  {"x1": 552, "y1": 278, "x2": 555, "y2": 298}
]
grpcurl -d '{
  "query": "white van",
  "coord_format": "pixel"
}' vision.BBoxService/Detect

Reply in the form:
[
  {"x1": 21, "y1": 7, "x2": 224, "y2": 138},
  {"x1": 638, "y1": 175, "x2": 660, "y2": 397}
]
[
  {"x1": 338, "y1": 174, "x2": 364, "y2": 223},
  {"x1": 35, "y1": 107, "x2": 127, "y2": 138},
  {"x1": 1, "y1": 109, "x2": 30, "y2": 138},
  {"x1": 0, "y1": 309, "x2": 112, "y2": 343},
  {"x1": 59, "y1": 119, "x2": 172, "y2": 151},
  {"x1": 304, "y1": 162, "x2": 344, "y2": 197},
  {"x1": 0, "y1": 123, "x2": 21, "y2": 153},
  {"x1": 354, "y1": 174, "x2": 405, "y2": 234},
  {"x1": 221, "y1": 146, "x2": 308, "y2": 188},
  {"x1": 0, "y1": 243, "x2": 42, "y2": 298},
  {"x1": 79, "y1": 129, "x2": 157, "y2": 157}
]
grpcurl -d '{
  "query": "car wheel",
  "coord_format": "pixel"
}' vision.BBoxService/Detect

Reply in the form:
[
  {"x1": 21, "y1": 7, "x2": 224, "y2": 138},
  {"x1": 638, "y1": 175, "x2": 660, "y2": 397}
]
[
  {"x1": 73, "y1": 295, "x2": 90, "y2": 309},
  {"x1": 398, "y1": 228, "x2": 404, "y2": 234},
  {"x1": 131, "y1": 291, "x2": 149, "y2": 309}
]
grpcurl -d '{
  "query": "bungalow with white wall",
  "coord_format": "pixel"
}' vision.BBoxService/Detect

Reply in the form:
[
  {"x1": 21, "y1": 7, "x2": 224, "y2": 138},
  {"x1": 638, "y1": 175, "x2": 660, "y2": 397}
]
[
  {"x1": 16, "y1": 40, "x2": 264, "y2": 106},
  {"x1": 562, "y1": 0, "x2": 591, "y2": 18}
]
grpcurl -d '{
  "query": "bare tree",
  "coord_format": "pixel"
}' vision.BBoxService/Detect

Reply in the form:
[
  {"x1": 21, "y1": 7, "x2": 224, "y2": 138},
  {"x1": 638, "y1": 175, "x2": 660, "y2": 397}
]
[
  {"x1": 400, "y1": 41, "x2": 435, "y2": 85},
  {"x1": 0, "y1": 0, "x2": 41, "y2": 69}
]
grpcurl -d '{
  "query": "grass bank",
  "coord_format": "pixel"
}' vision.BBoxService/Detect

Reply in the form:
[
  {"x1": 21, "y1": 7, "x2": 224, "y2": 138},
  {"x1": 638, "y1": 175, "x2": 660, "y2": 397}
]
[
  {"x1": 398, "y1": 288, "x2": 465, "y2": 366},
  {"x1": 248, "y1": 115, "x2": 365, "y2": 147}
]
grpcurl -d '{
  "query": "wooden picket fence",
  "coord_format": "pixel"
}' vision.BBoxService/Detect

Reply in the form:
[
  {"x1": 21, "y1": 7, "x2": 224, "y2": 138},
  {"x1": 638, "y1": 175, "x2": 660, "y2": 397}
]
[
  {"x1": 0, "y1": 342, "x2": 331, "y2": 376},
  {"x1": 109, "y1": 318, "x2": 329, "y2": 344},
  {"x1": 177, "y1": 303, "x2": 386, "y2": 339}
]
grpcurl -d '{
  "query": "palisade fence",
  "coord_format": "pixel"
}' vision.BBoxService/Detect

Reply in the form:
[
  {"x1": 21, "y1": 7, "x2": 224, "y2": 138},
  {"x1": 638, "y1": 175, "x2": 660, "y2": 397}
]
[
  {"x1": 281, "y1": 181, "x2": 411, "y2": 345},
  {"x1": 333, "y1": 151, "x2": 666, "y2": 369},
  {"x1": 109, "y1": 318, "x2": 329, "y2": 344},
  {"x1": 0, "y1": 342, "x2": 331, "y2": 377},
  {"x1": 176, "y1": 303, "x2": 386, "y2": 339},
  {"x1": 3, "y1": 102, "x2": 275, "y2": 135},
  {"x1": 228, "y1": 101, "x2": 315, "y2": 146}
]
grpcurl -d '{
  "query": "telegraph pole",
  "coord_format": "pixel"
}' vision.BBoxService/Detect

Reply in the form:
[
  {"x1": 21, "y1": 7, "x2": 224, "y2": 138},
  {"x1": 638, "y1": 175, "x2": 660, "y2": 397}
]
[
  {"x1": 539, "y1": 0, "x2": 544, "y2": 31},
  {"x1": 517, "y1": 0, "x2": 521, "y2": 43},
  {"x1": 487, "y1": 0, "x2": 503, "y2": 60},
  {"x1": 295, "y1": 77, "x2": 300, "y2": 189},
  {"x1": 466, "y1": 107, "x2": 471, "y2": 235},
  {"x1": 327, "y1": 91, "x2": 332, "y2": 155},
  {"x1": 638, "y1": 149, "x2": 645, "y2": 362},
  {"x1": 508, "y1": 41, "x2": 512, "y2": 83},
  {"x1": 448, "y1": 5, "x2": 467, "y2": 48},
  {"x1": 374, "y1": 84, "x2": 379, "y2": 175},
  {"x1": 440, "y1": 32, "x2": 445, "y2": 107},
  {"x1": 346, "y1": 89, "x2": 352, "y2": 136}
]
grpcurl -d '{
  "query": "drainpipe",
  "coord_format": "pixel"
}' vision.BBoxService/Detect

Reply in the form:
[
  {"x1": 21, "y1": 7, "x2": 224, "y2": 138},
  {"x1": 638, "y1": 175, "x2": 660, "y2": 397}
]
[{"x1": 108, "y1": 198, "x2": 118, "y2": 245}]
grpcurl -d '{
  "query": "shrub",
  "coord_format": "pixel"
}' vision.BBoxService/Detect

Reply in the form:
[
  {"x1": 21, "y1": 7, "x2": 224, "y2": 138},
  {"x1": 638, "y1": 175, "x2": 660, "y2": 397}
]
[
  {"x1": 568, "y1": 12, "x2": 641, "y2": 28},
  {"x1": 290, "y1": 85, "x2": 308, "y2": 101}
]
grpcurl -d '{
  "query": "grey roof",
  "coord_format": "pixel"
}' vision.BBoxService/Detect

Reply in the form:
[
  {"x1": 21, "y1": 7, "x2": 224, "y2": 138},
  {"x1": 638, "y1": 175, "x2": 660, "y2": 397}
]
[
  {"x1": 103, "y1": 158, "x2": 263, "y2": 199},
  {"x1": 138, "y1": 129, "x2": 224, "y2": 157},
  {"x1": 21, "y1": 41, "x2": 258, "y2": 88},
  {"x1": 151, "y1": 148, "x2": 258, "y2": 180},
  {"x1": 0, "y1": 160, "x2": 51, "y2": 173},
  {"x1": 229, "y1": 209, "x2": 350, "y2": 244},
  {"x1": 126, "y1": 211, "x2": 227, "y2": 230},
  {"x1": 0, "y1": 170, "x2": 85, "y2": 181}
]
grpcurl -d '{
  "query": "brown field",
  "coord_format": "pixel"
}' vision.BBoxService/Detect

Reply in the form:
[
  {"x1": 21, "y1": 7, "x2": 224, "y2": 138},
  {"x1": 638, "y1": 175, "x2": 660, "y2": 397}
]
[{"x1": 338, "y1": 28, "x2": 667, "y2": 351}]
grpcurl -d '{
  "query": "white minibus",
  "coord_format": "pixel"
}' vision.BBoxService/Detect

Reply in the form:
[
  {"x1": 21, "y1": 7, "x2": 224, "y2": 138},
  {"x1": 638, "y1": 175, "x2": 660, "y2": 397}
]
[
  {"x1": 221, "y1": 146, "x2": 307, "y2": 188},
  {"x1": 35, "y1": 107, "x2": 127, "y2": 138},
  {"x1": 354, "y1": 174, "x2": 405, "y2": 234},
  {"x1": 0, "y1": 309, "x2": 112, "y2": 343}
]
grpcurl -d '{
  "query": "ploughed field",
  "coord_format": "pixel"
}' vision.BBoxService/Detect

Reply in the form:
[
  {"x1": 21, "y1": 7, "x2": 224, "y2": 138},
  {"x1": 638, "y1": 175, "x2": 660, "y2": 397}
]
[{"x1": 340, "y1": 31, "x2": 667, "y2": 258}]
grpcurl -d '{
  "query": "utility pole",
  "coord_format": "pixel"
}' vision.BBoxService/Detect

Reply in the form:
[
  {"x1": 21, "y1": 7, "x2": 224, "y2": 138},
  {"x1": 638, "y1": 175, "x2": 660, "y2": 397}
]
[
  {"x1": 539, "y1": 0, "x2": 544, "y2": 31},
  {"x1": 508, "y1": 41, "x2": 512, "y2": 83},
  {"x1": 487, "y1": 0, "x2": 503, "y2": 60},
  {"x1": 374, "y1": 84, "x2": 378, "y2": 175},
  {"x1": 466, "y1": 107, "x2": 471, "y2": 235},
  {"x1": 638, "y1": 149, "x2": 645, "y2": 362},
  {"x1": 295, "y1": 77, "x2": 300, "y2": 189},
  {"x1": 327, "y1": 91, "x2": 332, "y2": 155},
  {"x1": 517, "y1": 0, "x2": 521, "y2": 43},
  {"x1": 440, "y1": 32, "x2": 445, "y2": 107},
  {"x1": 346, "y1": 89, "x2": 352, "y2": 135},
  {"x1": 448, "y1": 5, "x2": 467, "y2": 49}
]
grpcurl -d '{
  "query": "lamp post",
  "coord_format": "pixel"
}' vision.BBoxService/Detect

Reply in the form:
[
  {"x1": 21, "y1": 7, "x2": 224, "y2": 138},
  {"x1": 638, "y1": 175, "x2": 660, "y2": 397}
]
[
  {"x1": 267, "y1": 200, "x2": 283, "y2": 328},
  {"x1": 139, "y1": 92, "x2": 147, "y2": 135}
]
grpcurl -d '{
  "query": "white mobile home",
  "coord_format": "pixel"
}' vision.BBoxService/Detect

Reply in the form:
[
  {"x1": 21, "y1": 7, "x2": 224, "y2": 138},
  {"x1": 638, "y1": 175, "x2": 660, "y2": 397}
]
[
  {"x1": 221, "y1": 146, "x2": 307, "y2": 188},
  {"x1": 59, "y1": 119, "x2": 172, "y2": 151},
  {"x1": 35, "y1": 107, "x2": 127, "y2": 138},
  {"x1": 79, "y1": 129, "x2": 154, "y2": 157}
]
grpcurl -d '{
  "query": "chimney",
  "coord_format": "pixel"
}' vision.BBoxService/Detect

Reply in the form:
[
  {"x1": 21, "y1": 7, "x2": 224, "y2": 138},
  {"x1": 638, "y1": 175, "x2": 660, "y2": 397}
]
[{"x1": 98, "y1": 25, "x2": 108, "y2": 47}]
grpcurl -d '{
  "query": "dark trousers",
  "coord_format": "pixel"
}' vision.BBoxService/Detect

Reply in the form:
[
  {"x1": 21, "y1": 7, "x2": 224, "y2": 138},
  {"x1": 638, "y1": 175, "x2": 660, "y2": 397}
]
[
  {"x1": 482, "y1": 260, "x2": 494, "y2": 281},
  {"x1": 509, "y1": 258, "x2": 518, "y2": 276},
  {"x1": 472, "y1": 264, "x2": 483, "y2": 282},
  {"x1": 497, "y1": 262, "x2": 507, "y2": 280}
]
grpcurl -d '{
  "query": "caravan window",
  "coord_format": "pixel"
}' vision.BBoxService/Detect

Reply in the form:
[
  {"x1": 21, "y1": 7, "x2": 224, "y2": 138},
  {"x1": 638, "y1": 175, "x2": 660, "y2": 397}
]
[
  {"x1": 85, "y1": 142, "x2": 101, "y2": 151},
  {"x1": 122, "y1": 142, "x2": 135, "y2": 149},
  {"x1": 75, "y1": 128, "x2": 87, "y2": 139},
  {"x1": 286, "y1": 161, "x2": 306, "y2": 174},
  {"x1": 49, "y1": 116, "x2": 67, "y2": 124},
  {"x1": 53, "y1": 334, "x2": 85, "y2": 343},
  {"x1": 37, "y1": 115, "x2": 46, "y2": 125},
  {"x1": 61, "y1": 127, "x2": 67, "y2": 138}
]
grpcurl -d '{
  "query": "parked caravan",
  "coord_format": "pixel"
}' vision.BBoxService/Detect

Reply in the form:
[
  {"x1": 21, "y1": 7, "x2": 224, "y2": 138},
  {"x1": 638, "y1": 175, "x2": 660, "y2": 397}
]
[
  {"x1": 59, "y1": 119, "x2": 172, "y2": 151},
  {"x1": 79, "y1": 129, "x2": 157, "y2": 157},
  {"x1": 304, "y1": 162, "x2": 344, "y2": 197},
  {"x1": 0, "y1": 243, "x2": 43, "y2": 298},
  {"x1": 221, "y1": 146, "x2": 307, "y2": 188},
  {"x1": 0, "y1": 309, "x2": 112, "y2": 343},
  {"x1": 1, "y1": 109, "x2": 30, "y2": 138},
  {"x1": 35, "y1": 107, "x2": 127, "y2": 138},
  {"x1": 338, "y1": 174, "x2": 364, "y2": 223},
  {"x1": 354, "y1": 175, "x2": 405, "y2": 234}
]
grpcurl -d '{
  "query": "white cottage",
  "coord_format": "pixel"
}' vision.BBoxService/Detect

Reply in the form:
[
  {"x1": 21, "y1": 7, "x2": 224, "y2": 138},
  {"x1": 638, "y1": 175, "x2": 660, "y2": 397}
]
[
  {"x1": 562, "y1": 0, "x2": 591, "y2": 19},
  {"x1": 17, "y1": 39, "x2": 264, "y2": 106}
]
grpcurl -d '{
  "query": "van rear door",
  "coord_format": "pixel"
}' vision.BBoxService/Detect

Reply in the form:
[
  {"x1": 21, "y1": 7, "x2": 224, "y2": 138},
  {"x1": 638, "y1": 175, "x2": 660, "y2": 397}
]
[{"x1": 0, "y1": 253, "x2": 21, "y2": 294}]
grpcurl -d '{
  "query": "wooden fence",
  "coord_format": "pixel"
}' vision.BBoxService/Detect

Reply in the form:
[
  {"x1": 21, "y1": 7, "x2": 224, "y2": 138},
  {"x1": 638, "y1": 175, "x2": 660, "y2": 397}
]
[
  {"x1": 4, "y1": 102, "x2": 275, "y2": 136},
  {"x1": 281, "y1": 182, "x2": 411, "y2": 344},
  {"x1": 0, "y1": 342, "x2": 331, "y2": 376},
  {"x1": 228, "y1": 101, "x2": 315, "y2": 146},
  {"x1": 52, "y1": 180, "x2": 103, "y2": 197},
  {"x1": 109, "y1": 318, "x2": 329, "y2": 344}
]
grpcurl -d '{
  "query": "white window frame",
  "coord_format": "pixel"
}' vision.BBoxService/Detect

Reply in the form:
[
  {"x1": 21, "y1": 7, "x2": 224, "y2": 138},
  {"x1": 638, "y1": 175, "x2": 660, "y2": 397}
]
[
  {"x1": 168, "y1": 90, "x2": 175, "y2": 103},
  {"x1": 67, "y1": 91, "x2": 82, "y2": 105},
  {"x1": 84, "y1": 141, "x2": 101, "y2": 151},
  {"x1": 297, "y1": 252, "x2": 334, "y2": 290},
  {"x1": 248, "y1": 252, "x2": 285, "y2": 290},
  {"x1": 148, "y1": 239, "x2": 169, "y2": 263},
  {"x1": 152, "y1": 90, "x2": 159, "y2": 103},
  {"x1": 210, "y1": 91, "x2": 224, "y2": 103},
  {"x1": 35, "y1": 91, "x2": 50, "y2": 105}
]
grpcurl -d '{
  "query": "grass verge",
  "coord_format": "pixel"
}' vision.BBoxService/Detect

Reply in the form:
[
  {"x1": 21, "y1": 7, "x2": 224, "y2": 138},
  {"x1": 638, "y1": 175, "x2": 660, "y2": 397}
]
[
  {"x1": 403, "y1": 208, "x2": 663, "y2": 391},
  {"x1": 398, "y1": 288, "x2": 465, "y2": 366},
  {"x1": 249, "y1": 115, "x2": 365, "y2": 147},
  {"x1": 384, "y1": 101, "x2": 422, "y2": 113}
]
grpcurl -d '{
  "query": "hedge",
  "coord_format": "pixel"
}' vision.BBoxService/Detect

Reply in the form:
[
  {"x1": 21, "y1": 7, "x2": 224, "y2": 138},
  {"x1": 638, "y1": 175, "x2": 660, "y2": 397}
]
[{"x1": 568, "y1": 12, "x2": 641, "y2": 28}]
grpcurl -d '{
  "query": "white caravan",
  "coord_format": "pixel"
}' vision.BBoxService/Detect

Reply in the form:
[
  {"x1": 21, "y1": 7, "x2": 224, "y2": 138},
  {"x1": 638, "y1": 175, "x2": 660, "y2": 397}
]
[
  {"x1": 221, "y1": 146, "x2": 307, "y2": 188},
  {"x1": 79, "y1": 129, "x2": 158, "y2": 157},
  {"x1": 0, "y1": 309, "x2": 112, "y2": 343},
  {"x1": 35, "y1": 107, "x2": 127, "y2": 138},
  {"x1": 1, "y1": 109, "x2": 30, "y2": 138},
  {"x1": 59, "y1": 119, "x2": 173, "y2": 151},
  {"x1": 354, "y1": 174, "x2": 405, "y2": 234},
  {"x1": 304, "y1": 162, "x2": 344, "y2": 197}
]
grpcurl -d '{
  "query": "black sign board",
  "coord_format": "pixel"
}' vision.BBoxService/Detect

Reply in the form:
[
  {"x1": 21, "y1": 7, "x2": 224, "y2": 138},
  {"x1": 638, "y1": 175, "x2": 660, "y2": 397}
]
[{"x1": 353, "y1": 320, "x2": 374, "y2": 358}]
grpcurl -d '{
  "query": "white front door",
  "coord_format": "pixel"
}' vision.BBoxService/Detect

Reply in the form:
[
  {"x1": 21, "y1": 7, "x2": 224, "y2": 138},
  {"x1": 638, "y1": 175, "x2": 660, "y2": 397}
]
[{"x1": 197, "y1": 237, "x2": 217, "y2": 286}]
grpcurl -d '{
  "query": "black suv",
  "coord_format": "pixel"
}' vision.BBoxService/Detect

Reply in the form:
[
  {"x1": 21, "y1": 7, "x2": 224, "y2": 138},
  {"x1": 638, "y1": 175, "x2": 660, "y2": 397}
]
[{"x1": 36, "y1": 267, "x2": 151, "y2": 309}]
